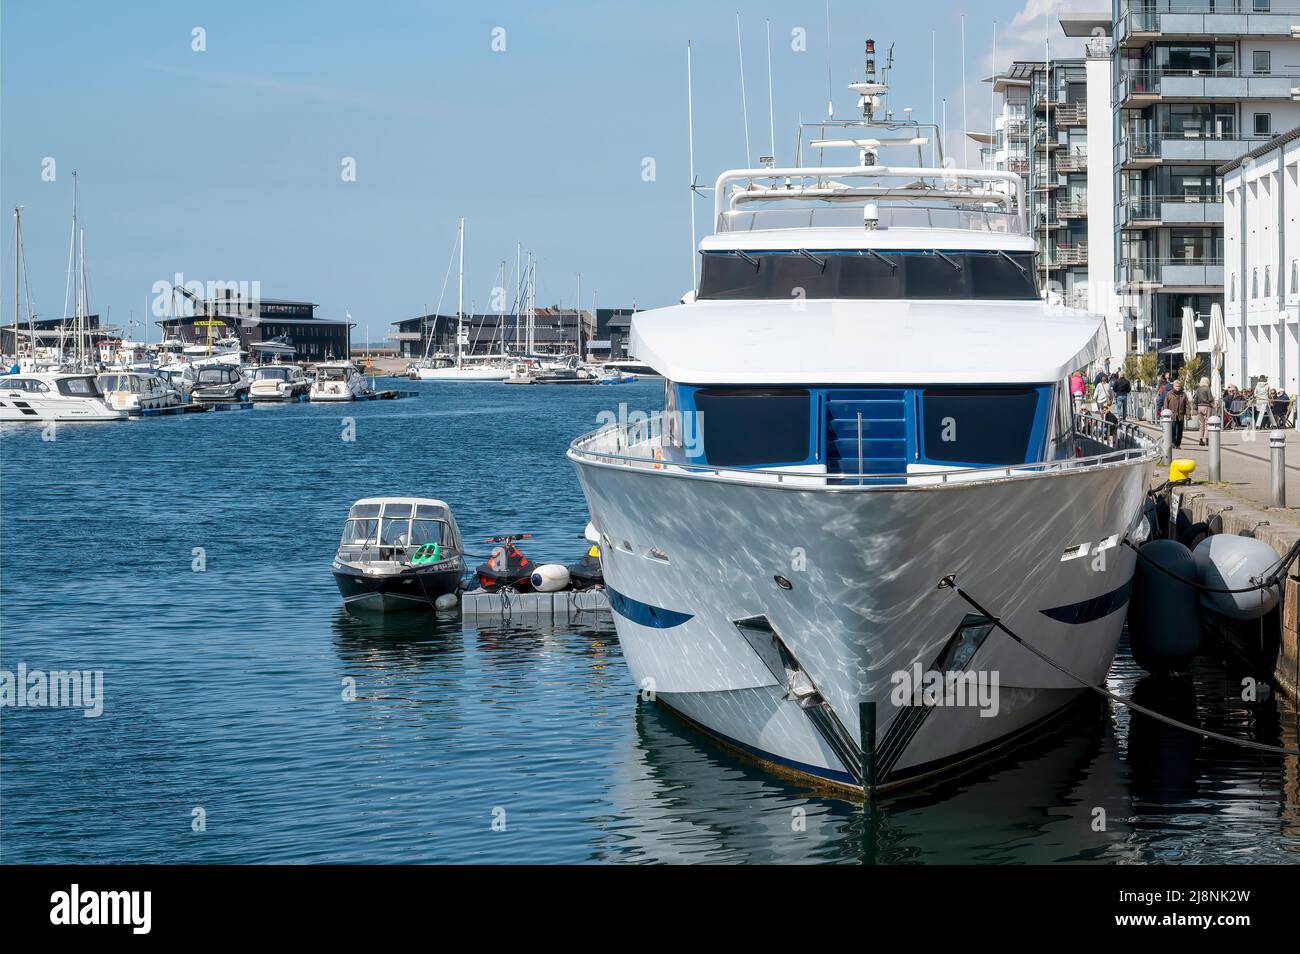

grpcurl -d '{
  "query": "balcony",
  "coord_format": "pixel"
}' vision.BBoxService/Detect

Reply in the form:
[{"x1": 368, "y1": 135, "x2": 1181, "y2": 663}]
[
  {"x1": 1054, "y1": 103, "x2": 1087, "y2": 126},
  {"x1": 1119, "y1": 256, "x2": 1224, "y2": 288},
  {"x1": 1058, "y1": 198, "x2": 1089, "y2": 219},
  {"x1": 1117, "y1": 1, "x2": 1300, "y2": 47},
  {"x1": 1116, "y1": 66, "x2": 1300, "y2": 103},
  {"x1": 1005, "y1": 119, "x2": 1029, "y2": 139},
  {"x1": 1056, "y1": 150, "x2": 1088, "y2": 173},
  {"x1": 1007, "y1": 157, "x2": 1029, "y2": 174},
  {"x1": 1117, "y1": 131, "x2": 1267, "y2": 167},
  {"x1": 1051, "y1": 245, "x2": 1089, "y2": 267},
  {"x1": 1119, "y1": 194, "x2": 1225, "y2": 227}
]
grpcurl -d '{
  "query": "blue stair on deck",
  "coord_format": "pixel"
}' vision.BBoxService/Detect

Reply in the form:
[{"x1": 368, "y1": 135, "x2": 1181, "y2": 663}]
[{"x1": 825, "y1": 389, "x2": 908, "y2": 478}]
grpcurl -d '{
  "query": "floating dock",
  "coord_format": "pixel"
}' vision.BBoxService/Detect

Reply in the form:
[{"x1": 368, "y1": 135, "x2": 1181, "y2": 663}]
[
  {"x1": 460, "y1": 587, "x2": 610, "y2": 621},
  {"x1": 130, "y1": 401, "x2": 253, "y2": 417}
]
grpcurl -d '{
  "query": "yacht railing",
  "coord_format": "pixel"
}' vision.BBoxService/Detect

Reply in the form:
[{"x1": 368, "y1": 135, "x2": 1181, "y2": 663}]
[
  {"x1": 714, "y1": 166, "x2": 1028, "y2": 235},
  {"x1": 567, "y1": 412, "x2": 1158, "y2": 489}
]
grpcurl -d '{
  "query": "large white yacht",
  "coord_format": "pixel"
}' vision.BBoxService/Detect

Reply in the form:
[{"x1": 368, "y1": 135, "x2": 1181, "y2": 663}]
[{"x1": 568, "y1": 71, "x2": 1159, "y2": 796}]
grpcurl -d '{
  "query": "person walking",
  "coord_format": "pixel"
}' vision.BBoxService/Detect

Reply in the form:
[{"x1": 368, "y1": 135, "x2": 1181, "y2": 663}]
[
  {"x1": 1070, "y1": 370, "x2": 1086, "y2": 414},
  {"x1": 1093, "y1": 374, "x2": 1112, "y2": 413},
  {"x1": 1164, "y1": 378, "x2": 1191, "y2": 450},
  {"x1": 1254, "y1": 375, "x2": 1275, "y2": 427},
  {"x1": 1193, "y1": 376, "x2": 1214, "y2": 446},
  {"x1": 1114, "y1": 372, "x2": 1131, "y2": 421}
]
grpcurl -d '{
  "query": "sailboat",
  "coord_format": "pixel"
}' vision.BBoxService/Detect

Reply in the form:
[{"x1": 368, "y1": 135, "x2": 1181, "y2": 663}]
[{"x1": 416, "y1": 219, "x2": 510, "y2": 381}]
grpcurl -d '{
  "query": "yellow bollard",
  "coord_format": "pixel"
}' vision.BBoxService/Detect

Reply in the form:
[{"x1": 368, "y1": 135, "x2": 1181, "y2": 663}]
[{"x1": 1169, "y1": 458, "x2": 1196, "y2": 483}]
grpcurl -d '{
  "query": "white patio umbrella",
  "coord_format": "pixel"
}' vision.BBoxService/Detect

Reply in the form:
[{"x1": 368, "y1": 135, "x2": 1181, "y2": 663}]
[
  {"x1": 1181, "y1": 306, "x2": 1199, "y2": 368},
  {"x1": 1208, "y1": 302, "x2": 1227, "y2": 403}
]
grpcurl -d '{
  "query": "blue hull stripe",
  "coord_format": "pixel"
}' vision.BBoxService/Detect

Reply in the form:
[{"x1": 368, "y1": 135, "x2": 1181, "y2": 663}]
[
  {"x1": 606, "y1": 586, "x2": 694, "y2": 629},
  {"x1": 1040, "y1": 580, "x2": 1132, "y2": 625}
]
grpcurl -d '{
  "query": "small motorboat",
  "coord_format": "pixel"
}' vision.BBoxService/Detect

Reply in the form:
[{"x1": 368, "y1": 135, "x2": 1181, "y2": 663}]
[
  {"x1": 331, "y1": 497, "x2": 466, "y2": 612},
  {"x1": 96, "y1": 370, "x2": 182, "y2": 413},
  {"x1": 474, "y1": 534, "x2": 537, "y2": 591},
  {"x1": 310, "y1": 362, "x2": 372, "y2": 401},
  {"x1": 250, "y1": 365, "x2": 310, "y2": 402},
  {"x1": 189, "y1": 364, "x2": 251, "y2": 404}
]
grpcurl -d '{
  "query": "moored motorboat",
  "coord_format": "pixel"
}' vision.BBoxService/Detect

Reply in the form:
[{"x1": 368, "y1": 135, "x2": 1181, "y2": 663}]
[
  {"x1": 250, "y1": 365, "x2": 310, "y2": 402},
  {"x1": 189, "y1": 364, "x2": 251, "y2": 404},
  {"x1": 309, "y1": 362, "x2": 371, "y2": 401},
  {"x1": 0, "y1": 371, "x2": 125, "y2": 422},
  {"x1": 331, "y1": 497, "x2": 466, "y2": 612},
  {"x1": 96, "y1": 370, "x2": 182, "y2": 413}
]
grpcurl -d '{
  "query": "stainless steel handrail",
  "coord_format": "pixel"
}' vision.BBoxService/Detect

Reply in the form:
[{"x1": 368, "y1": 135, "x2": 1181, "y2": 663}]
[{"x1": 567, "y1": 413, "x2": 1159, "y2": 488}]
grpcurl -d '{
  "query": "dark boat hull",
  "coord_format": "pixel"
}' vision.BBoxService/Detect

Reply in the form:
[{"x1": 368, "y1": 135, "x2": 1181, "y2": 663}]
[{"x1": 332, "y1": 560, "x2": 463, "y2": 612}]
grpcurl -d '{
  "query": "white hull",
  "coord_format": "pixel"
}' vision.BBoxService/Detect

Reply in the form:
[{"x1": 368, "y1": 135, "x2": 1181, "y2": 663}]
[
  {"x1": 572, "y1": 448, "x2": 1152, "y2": 793},
  {"x1": 0, "y1": 397, "x2": 124, "y2": 422},
  {"x1": 414, "y1": 365, "x2": 510, "y2": 381}
]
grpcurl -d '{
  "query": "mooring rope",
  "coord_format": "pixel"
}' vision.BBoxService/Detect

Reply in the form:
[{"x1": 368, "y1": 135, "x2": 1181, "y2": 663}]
[
  {"x1": 1122, "y1": 537, "x2": 1300, "y2": 595},
  {"x1": 937, "y1": 575, "x2": 1300, "y2": 757}
]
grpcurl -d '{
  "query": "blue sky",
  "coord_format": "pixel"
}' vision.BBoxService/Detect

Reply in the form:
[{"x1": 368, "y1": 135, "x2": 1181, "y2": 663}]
[{"x1": 1, "y1": 0, "x2": 1076, "y2": 342}]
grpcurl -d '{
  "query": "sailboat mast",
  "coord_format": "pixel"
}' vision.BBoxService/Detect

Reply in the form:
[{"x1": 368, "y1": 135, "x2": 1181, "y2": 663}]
[
  {"x1": 456, "y1": 216, "x2": 464, "y2": 368},
  {"x1": 12, "y1": 208, "x2": 19, "y2": 359},
  {"x1": 576, "y1": 272, "x2": 582, "y2": 360},
  {"x1": 78, "y1": 227, "x2": 87, "y2": 366}
]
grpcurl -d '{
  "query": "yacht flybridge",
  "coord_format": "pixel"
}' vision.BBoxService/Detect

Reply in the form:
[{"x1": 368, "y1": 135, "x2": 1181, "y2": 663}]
[{"x1": 568, "y1": 51, "x2": 1159, "y2": 795}]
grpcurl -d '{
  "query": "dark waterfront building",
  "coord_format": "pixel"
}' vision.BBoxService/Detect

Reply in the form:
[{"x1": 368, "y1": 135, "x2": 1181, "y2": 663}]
[
  {"x1": 158, "y1": 292, "x2": 353, "y2": 362},
  {"x1": 590, "y1": 308, "x2": 637, "y2": 360},
  {"x1": 1, "y1": 313, "x2": 115, "y2": 357},
  {"x1": 388, "y1": 307, "x2": 606, "y2": 358}
]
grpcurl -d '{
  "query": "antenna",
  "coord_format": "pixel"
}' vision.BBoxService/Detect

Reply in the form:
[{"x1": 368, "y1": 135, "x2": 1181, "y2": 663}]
[
  {"x1": 686, "y1": 40, "x2": 698, "y2": 289},
  {"x1": 766, "y1": 18, "x2": 776, "y2": 163},
  {"x1": 989, "y1": 21, "x2": 998, "y2": 170},
  {"x1": 735, "y1": 13, "x2": 751, "y2": 166},
  {"x1": 930, "y1": 30, "x2": 937, "y2": 166},
  {"x1": 961, "y1": 14, "x2": 968, "y2": 168},
  {"x1": 824, "y1": 0, "x2": 834, "y2": 119}
]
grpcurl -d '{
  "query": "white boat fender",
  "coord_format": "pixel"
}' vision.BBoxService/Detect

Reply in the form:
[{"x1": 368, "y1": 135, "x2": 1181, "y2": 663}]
[
  {"x1": 530, "y1": 564, "x2": 571, "y2": 593},
  {"x1": 1192, "y1": 534, "x2": 1282, "y2": 621},
  {"x1": 1127, "y1": 539, "x2": 1201, "y2": 674},
  {"x1": 434, "y1": 593, "x2": 460, "y2": 611}
]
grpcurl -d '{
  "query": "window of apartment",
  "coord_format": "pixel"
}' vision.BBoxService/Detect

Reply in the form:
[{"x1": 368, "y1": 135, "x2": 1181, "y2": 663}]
[
  {"x1": 1254, "y1": 112, "x2": 1272, "y2": 137},
  {"x1": 1158, "y1": 44, "x2": 1215, "y2": 74},
  {"x1": 1168, "y1": 227, "x2": 1220, "y2": 262},
  {"x1": 1253, "y1": 0, "x2": 1272, "y2": 12},
  {"x1": 1253, "y1": 268, "x2": 1260, "y2": 298},
  {"x1": 1230, "y1": 272, "x2": 1236, "y2": 302},
  {"x1": 1253, "y1": 51, "x2": 1271, "y2": 75},
  {"x1": 1292, "y1": 260, "x2": 1298, "y2": 294},
  {"x1": 1265, "y1": 265, "x2": 1272, "y2": 297},
  {"x1": 1215, "y1": 44, "x2": 1235, "y2": 76}
]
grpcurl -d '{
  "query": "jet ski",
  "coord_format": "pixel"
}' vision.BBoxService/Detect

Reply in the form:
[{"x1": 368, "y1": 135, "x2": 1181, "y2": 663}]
[
  {"x1": 567, "y1": 542, "x2": 604, "y2": 590},
  {"x1": 474, "y1": 534, "x2": 536, "y2": 591}
]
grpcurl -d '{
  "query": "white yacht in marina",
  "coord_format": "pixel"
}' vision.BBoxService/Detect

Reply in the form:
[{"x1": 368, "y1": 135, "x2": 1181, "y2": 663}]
[
  {"x1": 96, "y1": 370, "x2": 182, "y2": 412},
  {"x1": 0, "y1": 372, "x2": 125, "y2": 422},
  {"x1": 309, "y1": 362, "x2": 373, "y2": 401},
  {"x1": 568, "y1": 75, "x2": 1159, "y2": 795}
]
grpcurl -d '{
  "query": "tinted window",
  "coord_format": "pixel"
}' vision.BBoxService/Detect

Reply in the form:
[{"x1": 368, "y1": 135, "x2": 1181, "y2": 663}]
[
  {"x1": 57, "y1": 377, "x2": 100, "y2": 397},
  {"x1": 694, "y1": 388, "x2": 810, "y2": 466},
  {"x1": 698, "y1": 251, "x2": 1038, "y2": 300},
  {"x1": 920, "y1": 388, "x2": 1040, "y2": 465}
]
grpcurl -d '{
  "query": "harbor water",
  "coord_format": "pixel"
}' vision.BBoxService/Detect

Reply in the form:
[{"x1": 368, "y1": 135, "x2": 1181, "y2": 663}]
[{"x1": 2, "y1": 379, "x2": 1298, "y2": 863}]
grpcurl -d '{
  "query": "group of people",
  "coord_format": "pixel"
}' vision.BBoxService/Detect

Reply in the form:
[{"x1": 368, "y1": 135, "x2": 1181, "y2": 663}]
[
  {"x1": 1070, "y1": 368, "x2": 1133, "y2": 425},
  {"x1": 1219, "y1": 380, "x2": 1291, "y2": 430},
  {"x1": 1075, "y1": 368, "x2": 1294, "y2": 451}
]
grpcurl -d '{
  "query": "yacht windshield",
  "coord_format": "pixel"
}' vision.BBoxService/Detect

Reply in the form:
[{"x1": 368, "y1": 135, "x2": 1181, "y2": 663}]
[
  {"x1": 197, "y1": 368, "x2": 231, "y2": 385},
  {"x1": 256, "y1": 367, "x2": 291, "y2": 381},
  {"x1": 56, "y1": 376, "x2": 102, "y2": 397},
  {"x1": 697, "y1": 249, "x2": 1038, "y2": 301}
]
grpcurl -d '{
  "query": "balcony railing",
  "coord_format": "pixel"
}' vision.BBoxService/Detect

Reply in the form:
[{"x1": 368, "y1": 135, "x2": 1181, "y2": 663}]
[
  {"x1": 1117, "y1": 66, "x2": 1300, "y2": 102},
  {"x1": 1118, "y1": 1, "x2": 1300, "y2": 43},
  {"x1": 1058, "y1": 198, "x2": 1088, "y2": 219},
  {"x1": 1007, "y1": 157, "x2": 1029, "y2": 174},
  {"x1": 1050, "y1": 245, "x2": 1089, "y2": 267},
  {"x1": 1119, "y1": 256, "x2": 1224, "y2": 285},
  {"x1": 1054, "y1": 103, "x2": 1087, "y2": 126},
  {"x1": 1118, "y1": 131, "x2": 1270, "y2": 164},
  {"x1": 1056, "y1": 150, "x2": 1088, "y2": 172},
  {"x1": 1120, "y1": 193, "x2": 1225, "y2": 224}
]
